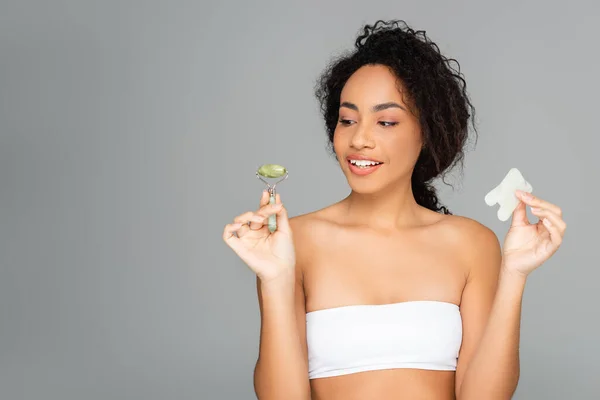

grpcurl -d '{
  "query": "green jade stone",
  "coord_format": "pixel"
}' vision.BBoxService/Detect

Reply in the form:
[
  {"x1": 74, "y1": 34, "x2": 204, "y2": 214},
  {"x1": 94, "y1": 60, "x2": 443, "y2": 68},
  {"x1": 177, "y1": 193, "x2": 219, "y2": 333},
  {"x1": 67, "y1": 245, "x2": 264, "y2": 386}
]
[
  {"x1": 257, "y1": 164, "x2": 287, "y2": 178},
  {"x1": 257, "y1": 164, "x2": 287, "y2": 233}
]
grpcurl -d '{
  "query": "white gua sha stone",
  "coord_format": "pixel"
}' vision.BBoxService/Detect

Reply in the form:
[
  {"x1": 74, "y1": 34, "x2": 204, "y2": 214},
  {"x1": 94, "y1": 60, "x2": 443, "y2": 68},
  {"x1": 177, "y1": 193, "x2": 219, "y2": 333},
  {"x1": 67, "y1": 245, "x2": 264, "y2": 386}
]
[{"x1": 484, "y1": 168, "x2": 533, "y2": 222}]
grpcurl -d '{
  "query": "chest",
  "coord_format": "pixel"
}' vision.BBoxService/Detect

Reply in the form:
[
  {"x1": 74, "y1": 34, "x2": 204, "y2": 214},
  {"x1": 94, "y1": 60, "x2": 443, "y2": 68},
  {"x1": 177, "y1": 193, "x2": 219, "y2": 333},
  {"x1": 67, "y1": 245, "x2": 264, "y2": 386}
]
[{"x1": 301, "y1": 229, "x2": 467, "y2": 312}]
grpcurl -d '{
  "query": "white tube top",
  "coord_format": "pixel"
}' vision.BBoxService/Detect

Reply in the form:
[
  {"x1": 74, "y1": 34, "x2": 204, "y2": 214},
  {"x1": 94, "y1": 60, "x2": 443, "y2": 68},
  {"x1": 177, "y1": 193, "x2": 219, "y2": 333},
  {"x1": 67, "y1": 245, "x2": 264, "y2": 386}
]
[{"x1": 306, "y1": 300, "x2": 462, "y2": 379}]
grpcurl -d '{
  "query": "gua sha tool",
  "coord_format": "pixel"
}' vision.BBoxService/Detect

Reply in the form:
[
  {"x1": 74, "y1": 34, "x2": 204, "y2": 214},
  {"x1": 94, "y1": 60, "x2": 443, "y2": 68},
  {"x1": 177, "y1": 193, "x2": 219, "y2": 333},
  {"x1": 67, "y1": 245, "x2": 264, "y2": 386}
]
[
  {"x1": 485, "y1": 168, "x2": 533, "y2": 222},
  {"x1": 256, "y1": 164, "x2": 288, "y2": 232}
]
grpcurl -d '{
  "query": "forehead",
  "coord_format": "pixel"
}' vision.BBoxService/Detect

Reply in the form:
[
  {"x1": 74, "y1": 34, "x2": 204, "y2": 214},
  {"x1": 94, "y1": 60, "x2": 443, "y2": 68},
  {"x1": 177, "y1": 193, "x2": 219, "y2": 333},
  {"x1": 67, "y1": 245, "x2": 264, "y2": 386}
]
[{"x1": 340, "y1": 64, "x2": 406, "y2": 105}]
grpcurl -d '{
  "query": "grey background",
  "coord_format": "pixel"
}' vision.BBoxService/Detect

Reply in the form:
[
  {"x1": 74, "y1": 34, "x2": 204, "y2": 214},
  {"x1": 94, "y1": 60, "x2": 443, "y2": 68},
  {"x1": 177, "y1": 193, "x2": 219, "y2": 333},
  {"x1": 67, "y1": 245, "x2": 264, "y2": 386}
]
[{"x1": 1, "y1": 0, "x2": 598, "y2": 399}]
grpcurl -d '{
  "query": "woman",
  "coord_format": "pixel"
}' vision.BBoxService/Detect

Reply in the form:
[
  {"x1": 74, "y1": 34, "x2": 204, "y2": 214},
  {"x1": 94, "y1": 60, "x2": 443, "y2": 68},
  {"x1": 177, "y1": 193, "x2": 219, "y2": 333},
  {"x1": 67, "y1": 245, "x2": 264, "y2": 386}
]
[{"x1": 223, "y1": 20, "x2": 566, "y2": 400}]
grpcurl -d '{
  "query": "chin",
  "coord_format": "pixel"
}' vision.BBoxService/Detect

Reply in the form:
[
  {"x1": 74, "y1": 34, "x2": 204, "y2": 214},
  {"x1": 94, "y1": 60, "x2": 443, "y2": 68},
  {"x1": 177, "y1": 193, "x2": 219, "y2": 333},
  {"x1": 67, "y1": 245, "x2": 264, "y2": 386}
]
[{"x1": 342, "y1": 165, "x2": 389, "y2": 194}]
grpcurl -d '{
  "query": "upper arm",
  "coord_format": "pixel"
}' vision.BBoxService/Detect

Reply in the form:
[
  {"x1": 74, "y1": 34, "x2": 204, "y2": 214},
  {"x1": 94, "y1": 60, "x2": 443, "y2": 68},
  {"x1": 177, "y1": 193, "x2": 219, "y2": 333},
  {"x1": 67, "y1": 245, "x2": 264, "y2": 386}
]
[
  {"x1": 288, "y1": 216, "x2": 309, "y2": 362},
  {"x1": 454, "y1": 222, "x2": 503, "y2": 394},
  {"x1": 295, "y1": 275, "x2": 309, "y2": 361}
]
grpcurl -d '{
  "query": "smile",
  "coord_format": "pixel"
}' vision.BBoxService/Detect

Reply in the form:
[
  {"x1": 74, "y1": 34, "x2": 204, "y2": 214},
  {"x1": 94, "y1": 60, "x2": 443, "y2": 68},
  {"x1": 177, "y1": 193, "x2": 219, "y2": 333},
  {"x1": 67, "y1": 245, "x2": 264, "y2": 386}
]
[
  {"x1": 347, "y1": 159, "x2": 383, "y2": 176},
  {"x1": 349, "y1": 159, "x2": 382, "y2": 167}
]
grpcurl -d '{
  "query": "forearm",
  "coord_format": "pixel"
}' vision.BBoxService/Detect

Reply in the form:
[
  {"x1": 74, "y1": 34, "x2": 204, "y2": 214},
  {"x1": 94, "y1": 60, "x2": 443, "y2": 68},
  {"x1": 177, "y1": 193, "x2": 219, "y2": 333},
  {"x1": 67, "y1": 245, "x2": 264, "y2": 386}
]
[
  {"x1": 254, "y1": 274, "x2": 310, "y2": 400},
  {"x1": 458, "y1": 267, "x2": 527, "y2": 400}
]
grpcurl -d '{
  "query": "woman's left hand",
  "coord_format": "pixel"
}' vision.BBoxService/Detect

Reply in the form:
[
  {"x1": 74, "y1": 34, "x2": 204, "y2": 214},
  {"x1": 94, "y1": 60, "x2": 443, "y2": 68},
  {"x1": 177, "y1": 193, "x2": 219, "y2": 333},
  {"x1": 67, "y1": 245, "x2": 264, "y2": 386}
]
[{"x1": 501, "y1": 190, "x2": 567, "y2": 277}]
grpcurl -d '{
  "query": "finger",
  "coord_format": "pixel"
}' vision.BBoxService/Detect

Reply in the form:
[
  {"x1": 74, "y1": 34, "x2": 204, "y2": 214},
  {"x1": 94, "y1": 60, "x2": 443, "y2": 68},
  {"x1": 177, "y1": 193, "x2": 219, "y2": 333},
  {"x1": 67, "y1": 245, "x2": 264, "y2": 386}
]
[
  {"x1": 531, "y1": 207, "x2": 567, "y2": 234},
  {"x1": 233, "y1": 211, "x2": 259, "y2": 224},
  {"x1": 234, "y1": 210, "x2": 275, "y2": 224},
  {"x1": 255, "y1": 202, "x2": 283, "y2": 218},
  {"x1": 223, "y1": 222, "x2": 243, "y2": 243},
  {"x1": 515, "y1": 191, "x2": 563, "y2": 217},
  {"x1": 259, "y1": 189, "x2": 270, "y2": 208},
  {"x1": 541, "y1": 217, "x2": 564, "y2": 248},
  {"x1": 268, "y1": 193, "x2": 292, "y2": 234},
  {"x1": 248, "y1": 219, "x2": 264, "y2": 231},
  {"x1": 248, "y1": 215, "x2": 265, "y2": 230},
  {"x1": 234, "y1": 211, "x2": 268, "y2": 234},
  {"x1": 275, "y1": 202, "x2": 292, "y2": 234},
  {"x1": 235, "y1": 206, "x2": 279, "y2": 231},
  {"x1": 237, "y1": 221, "x2": 252, "y2": 237},
  {"x1": 510, "y1": 200, "x2": 529, "y2": 227},
  {"x1": 250, "y1": 191, "x2": 271, "y2": 230},
  {"x1": 250, "y1": 189, "x2": 279, "y2": 230}
]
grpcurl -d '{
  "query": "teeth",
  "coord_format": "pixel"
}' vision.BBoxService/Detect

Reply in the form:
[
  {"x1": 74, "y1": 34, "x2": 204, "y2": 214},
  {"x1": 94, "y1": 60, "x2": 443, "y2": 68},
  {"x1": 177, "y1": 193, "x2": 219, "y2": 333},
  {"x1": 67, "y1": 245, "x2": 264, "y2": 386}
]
[{"x1": 350, "y1": 159, "x2": 381, "y2": 167}]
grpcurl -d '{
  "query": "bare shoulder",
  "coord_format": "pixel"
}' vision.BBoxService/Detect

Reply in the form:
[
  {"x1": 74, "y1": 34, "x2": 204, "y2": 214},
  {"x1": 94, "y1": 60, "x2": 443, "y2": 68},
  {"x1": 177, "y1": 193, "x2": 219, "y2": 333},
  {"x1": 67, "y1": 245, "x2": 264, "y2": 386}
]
[
  {"x1": 286, "y1": 206, "x2": 339, "y2": 275},
  {"x1": 288, "y1": 207, "x2": 337, "y2": 245},
  {"x1": 436, "y1": 214, "x2": 502, "y2": 273},
  {"x1": 438, "y1": 214, "x2": 499, "y2": 244}
]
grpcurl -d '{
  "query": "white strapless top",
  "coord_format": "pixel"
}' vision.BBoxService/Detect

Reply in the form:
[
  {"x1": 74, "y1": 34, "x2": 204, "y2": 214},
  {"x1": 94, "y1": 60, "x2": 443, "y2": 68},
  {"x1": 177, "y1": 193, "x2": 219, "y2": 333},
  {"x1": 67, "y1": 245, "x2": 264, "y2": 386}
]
[{"x1": 306, "y1": 300, "x2": 463, "y2": 379}]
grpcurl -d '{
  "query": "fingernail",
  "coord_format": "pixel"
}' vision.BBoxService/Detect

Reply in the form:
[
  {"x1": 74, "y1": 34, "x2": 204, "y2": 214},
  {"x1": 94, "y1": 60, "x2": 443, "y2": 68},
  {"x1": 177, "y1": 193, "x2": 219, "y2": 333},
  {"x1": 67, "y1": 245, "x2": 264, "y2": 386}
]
[
  {"x1": 531, "y1": 207, "x2": 541, "y2": 213},
  {"x1": 543, "y1": 218, "x2": 552, "y2": 227},
  {"x1": 519, "y1": 191, "x2": 532, "y2": 199}
]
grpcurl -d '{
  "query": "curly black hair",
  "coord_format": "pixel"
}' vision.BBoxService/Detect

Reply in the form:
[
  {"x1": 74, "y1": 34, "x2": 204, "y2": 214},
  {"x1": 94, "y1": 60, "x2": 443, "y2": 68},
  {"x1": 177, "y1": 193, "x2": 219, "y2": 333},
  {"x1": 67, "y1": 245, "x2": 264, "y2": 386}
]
[{"x1": 314, "y1": 20, "x2": 477, "y2": 215}]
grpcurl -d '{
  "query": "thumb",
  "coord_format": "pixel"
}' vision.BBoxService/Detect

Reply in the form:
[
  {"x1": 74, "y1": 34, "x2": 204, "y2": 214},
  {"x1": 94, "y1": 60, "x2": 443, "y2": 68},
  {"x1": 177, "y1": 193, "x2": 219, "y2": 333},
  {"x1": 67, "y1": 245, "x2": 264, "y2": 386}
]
[
  {"x1": 510, "y1": 200, "x2": 529, "y2": 227},
  {"x1": 273, "y1": 193, "x2": 292, "y2": 234},
  {"x1": 259, "y1": 189, "x2": 270, "y2": 208}
]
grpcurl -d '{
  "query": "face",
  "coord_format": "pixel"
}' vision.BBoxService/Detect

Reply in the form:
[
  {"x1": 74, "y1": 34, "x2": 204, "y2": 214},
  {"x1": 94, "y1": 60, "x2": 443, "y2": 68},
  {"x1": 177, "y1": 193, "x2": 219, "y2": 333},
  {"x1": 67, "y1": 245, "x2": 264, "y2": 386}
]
[{"x1": 333, "y1": 64, "x2": 423, "y2": 194}]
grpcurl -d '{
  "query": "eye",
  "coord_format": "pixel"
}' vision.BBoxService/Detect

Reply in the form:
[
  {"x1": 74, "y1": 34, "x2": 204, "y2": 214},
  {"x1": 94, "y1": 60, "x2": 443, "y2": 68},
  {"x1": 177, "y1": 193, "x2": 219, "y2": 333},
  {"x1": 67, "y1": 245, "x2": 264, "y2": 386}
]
[
  {"x1": 338, "y1": 118, "x2": 355, "y2": 126},
  {"x1": 379, "y1": 121, "x2": 398, "y2": 127}
]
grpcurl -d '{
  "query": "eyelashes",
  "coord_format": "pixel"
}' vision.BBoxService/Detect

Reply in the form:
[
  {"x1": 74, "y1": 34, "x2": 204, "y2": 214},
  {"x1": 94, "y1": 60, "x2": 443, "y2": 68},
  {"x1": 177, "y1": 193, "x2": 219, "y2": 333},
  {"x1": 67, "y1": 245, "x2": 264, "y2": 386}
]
[{"x1": 338, "y1": 119, "x2": 399, "y2": 127}]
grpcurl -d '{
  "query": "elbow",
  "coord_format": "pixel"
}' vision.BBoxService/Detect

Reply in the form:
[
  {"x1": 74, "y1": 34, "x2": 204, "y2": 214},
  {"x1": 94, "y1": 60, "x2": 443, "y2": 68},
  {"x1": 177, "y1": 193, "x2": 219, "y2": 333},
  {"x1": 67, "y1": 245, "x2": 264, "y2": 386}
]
[
  {"x1": 456, "y1": 371, "x2": 520, "y2": 400},
  {"x1": 253, "y1": 362, "x2": 311, "y2": 400},
  {"x1": 457, "y1": 383, "x2": 520, "y2": 400},
  {"x1": 253, "y1": 362, "x2": 268, "y2": 399},
  {"x1": 253, "y1": 362, "x2": 270, "y2": 400}
]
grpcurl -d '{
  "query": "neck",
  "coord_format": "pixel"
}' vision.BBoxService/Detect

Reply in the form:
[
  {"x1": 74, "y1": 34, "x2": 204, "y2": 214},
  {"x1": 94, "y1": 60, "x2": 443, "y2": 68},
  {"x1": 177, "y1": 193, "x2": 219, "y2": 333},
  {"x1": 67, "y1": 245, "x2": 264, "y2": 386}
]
[{"x1": 341, "y1": 180, "x2": 423, "y2": 230}]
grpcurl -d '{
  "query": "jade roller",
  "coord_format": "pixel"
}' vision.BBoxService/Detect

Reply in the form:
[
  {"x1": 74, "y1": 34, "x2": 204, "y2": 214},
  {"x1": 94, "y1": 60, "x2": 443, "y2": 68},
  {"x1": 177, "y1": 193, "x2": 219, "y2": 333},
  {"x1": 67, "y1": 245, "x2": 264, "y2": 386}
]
[{"x1": 256, "y1": 164, "x2": 288, "y2": 232}]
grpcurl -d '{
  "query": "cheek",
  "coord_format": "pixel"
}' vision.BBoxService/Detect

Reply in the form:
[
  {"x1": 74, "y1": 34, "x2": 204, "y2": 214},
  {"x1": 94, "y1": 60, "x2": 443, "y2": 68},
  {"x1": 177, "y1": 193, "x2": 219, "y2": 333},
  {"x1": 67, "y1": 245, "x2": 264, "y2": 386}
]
[
  {"x1": 332, "y1": 130, "x2": 344, "y2": 155},
  {"x1": 388, "y1": 132, "x2": 422, "y2": 163}
]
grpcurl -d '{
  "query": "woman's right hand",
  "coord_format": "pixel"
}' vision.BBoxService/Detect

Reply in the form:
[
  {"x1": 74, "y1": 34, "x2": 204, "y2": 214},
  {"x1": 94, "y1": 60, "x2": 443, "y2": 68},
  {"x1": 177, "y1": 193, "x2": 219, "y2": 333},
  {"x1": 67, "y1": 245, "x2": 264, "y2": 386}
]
[{"x1": 223, "y1": 190, "x2": 296, "y2": 284}]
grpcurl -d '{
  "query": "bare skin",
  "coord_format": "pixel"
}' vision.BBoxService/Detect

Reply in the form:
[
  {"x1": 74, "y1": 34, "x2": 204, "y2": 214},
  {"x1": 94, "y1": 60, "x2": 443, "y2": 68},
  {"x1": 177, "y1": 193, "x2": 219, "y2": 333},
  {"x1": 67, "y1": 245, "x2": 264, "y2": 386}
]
[
  {"x1": 240, "y1": 64, "x2": 499, "y2": 400},
  {"x1": 279, "y1": 65, "x2": 499, "y2": 399},
  {"x1": 225, "y1": 64, "x2": 565, "y2": 399},
  {"x1": 289, "y1": 199, "x2": 497, "y2": 400}
]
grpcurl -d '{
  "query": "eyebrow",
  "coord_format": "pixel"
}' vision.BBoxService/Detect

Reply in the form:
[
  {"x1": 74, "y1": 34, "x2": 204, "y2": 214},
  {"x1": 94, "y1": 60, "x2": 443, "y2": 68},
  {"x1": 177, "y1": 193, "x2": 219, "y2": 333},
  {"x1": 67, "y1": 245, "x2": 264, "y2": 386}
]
[{"x1": 340, "y1": 101, "x2": 406, "y2": 112}]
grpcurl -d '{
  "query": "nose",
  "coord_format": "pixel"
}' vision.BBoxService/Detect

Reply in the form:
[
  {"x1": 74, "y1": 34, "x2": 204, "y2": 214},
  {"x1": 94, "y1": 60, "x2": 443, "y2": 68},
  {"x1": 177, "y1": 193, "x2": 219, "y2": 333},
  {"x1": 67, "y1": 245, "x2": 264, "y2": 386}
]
[{"x1": 350, "y1": 123, "x2": 375, "y2": 149}]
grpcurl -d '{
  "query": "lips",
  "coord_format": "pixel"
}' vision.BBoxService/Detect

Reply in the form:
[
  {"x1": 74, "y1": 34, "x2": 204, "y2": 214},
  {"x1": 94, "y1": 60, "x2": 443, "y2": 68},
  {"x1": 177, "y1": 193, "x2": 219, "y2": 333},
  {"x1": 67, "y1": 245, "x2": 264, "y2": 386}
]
[
  {"x1": 345, "y1": 154, "x2": 383, "y2": 163},
  {"x1": 345, "y1": 154, "x2": 384, "y2": 176}
]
